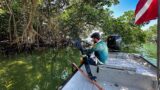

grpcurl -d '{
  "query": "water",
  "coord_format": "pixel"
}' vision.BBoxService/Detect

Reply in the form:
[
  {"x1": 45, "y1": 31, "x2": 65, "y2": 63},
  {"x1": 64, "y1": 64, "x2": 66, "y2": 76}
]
[{"x1": 0, "y1": 48, "x2": 81, "y2": 90}]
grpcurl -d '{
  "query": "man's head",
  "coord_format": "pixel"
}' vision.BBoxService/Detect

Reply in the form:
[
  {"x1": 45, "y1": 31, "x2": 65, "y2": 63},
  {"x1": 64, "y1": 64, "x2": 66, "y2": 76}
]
[{"x1": 91, "y1": 32, "x2": 100, "y2": 43}]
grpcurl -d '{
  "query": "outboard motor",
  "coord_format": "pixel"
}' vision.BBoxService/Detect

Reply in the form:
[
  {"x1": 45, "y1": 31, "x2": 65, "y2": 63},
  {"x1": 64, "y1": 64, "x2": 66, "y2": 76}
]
[{"x1": 107, "y1": 35, "x2": 122, "y2": 51}]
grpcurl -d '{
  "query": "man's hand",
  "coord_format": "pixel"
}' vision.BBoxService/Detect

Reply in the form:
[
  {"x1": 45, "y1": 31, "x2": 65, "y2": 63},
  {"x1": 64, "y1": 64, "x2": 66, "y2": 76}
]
[{"x1": 72, "y1": 40, "x2": 84, "y2": 54}]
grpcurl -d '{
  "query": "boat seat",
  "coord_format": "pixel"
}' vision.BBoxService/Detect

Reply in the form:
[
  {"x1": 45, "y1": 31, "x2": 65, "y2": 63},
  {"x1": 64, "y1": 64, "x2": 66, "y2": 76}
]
[{"x1": 98, "y1": 64, "x2": 137, "y2": 72}]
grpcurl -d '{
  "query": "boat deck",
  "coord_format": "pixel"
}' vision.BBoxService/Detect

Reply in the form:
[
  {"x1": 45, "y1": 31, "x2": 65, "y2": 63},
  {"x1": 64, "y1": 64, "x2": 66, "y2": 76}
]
[
  {"x1": 62, "y1": 68, "x2": 142, "y2": 90},
  {"x1": 61, "y1": 52, "x2": 157, "y2": 90},
  {"x1": 107, "y1": 52, "x2": 156, "y2": 77}
]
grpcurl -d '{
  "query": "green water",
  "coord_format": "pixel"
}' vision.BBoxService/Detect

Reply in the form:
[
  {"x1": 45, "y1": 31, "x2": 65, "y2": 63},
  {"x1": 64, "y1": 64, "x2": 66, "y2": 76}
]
[{"x1": 0, "y1": 47, "x2": 81, "y2": 90}]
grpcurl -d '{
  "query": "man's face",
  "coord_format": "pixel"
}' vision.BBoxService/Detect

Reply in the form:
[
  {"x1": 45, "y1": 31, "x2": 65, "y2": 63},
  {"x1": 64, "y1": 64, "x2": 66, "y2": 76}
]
[{"x1": 92, "y1": 38, "x2": 98, "y2": 44}]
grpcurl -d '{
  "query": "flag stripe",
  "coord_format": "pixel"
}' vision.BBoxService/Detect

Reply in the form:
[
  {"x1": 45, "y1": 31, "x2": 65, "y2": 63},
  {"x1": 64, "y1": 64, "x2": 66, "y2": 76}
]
[
  {"x1": 135, "y1": 0, "x2": 158, "y2": 24},
  {"x1": 135, "y1": 0, "x2": 147, "y2": 14},
  {"x1": 135, "y1": 0, "x2": 152, "y2": 23}
]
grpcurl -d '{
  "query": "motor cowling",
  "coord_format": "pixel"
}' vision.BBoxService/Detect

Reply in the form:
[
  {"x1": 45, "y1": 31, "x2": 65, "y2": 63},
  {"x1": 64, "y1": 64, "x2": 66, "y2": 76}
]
[{"x1": 107, "y1": 35, "x2": 122, "y2": 51}]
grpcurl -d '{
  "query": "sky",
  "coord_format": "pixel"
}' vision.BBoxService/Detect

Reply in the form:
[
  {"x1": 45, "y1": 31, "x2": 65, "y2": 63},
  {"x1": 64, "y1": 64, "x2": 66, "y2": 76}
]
[{"x1": 110, "y1": 0, "x2": 157, "y2": 30}]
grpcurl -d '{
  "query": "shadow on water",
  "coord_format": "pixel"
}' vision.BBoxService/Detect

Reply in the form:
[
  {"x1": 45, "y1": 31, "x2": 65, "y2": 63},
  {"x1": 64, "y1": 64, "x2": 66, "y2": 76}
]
[{"x1": 0, "y1": 47, "x2": 81, "y2": 90}]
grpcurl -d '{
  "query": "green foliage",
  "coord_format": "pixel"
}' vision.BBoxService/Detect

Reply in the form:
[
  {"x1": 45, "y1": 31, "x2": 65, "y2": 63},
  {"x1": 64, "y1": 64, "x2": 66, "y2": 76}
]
[
  {"x1": 0, "y1": 13, "x2": 10, "y2": 41},
  {"x1": 102, "y1": 10, "x2": 147, "y2": 52},
  {"x1": 0, "y1": 9, "x2": 5, "y2": 14},
  {"x1": 0, "y1": 0, "x2": 148, "y2": 52},
  {"x1": 0, "y1": 0, "x2": 119, "y2": 45},
  {"x1": 83, "y1": 0, "x2": 119, "y2": 7},
  {"x1": 59, "y1": 2, "x2": 114, "y2": 39},
  {"x1": 0, "y1": 8, "x2": 24, "y2": 41},
  {"x1": 144, "y1": 24, "x2": 157, "y2": 42}
]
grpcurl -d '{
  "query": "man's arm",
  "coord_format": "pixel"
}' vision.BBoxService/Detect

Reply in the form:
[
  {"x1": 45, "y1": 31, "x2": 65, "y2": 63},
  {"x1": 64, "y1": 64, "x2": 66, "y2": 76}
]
[{"x1": 83, "y1": 45, "x2": 98, "y2": 56}]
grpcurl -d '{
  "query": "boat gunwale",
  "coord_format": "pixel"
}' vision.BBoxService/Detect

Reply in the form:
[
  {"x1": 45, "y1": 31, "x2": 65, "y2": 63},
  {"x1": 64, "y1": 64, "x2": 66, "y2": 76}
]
[{"x1": 58, "y1": 63, "x2": 83, "y2": 90}]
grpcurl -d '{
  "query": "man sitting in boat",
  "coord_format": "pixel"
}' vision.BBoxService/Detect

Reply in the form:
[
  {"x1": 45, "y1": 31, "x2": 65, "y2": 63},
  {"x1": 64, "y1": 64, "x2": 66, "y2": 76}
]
[{"x1": 83, "y1": 32, "x2": 108, "y2": 80}]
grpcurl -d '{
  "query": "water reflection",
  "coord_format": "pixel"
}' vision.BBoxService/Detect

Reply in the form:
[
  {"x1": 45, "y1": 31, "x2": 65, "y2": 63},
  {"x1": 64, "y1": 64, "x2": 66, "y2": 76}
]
[{"x1": 0, "y1": 48, "x2": 80, "y2": 90}]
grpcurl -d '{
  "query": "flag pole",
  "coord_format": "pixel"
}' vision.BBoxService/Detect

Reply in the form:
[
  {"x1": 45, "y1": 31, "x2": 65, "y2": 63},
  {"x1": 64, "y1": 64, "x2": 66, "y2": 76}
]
[{"x1": 157, "y1": 0, "x2": 160, "y2": 88}]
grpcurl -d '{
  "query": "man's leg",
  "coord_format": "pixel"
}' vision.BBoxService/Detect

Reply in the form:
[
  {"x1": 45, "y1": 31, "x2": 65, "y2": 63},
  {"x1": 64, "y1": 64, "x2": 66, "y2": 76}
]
[{"x1": 83, "y1": 56, "x2": 96, "y2": 80}]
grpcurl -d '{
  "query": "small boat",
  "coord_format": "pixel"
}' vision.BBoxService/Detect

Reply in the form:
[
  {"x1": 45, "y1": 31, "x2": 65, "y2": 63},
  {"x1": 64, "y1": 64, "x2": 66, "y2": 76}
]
[{"x1": 59, "y1": 52, "x2": 158, "y2": 90}]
